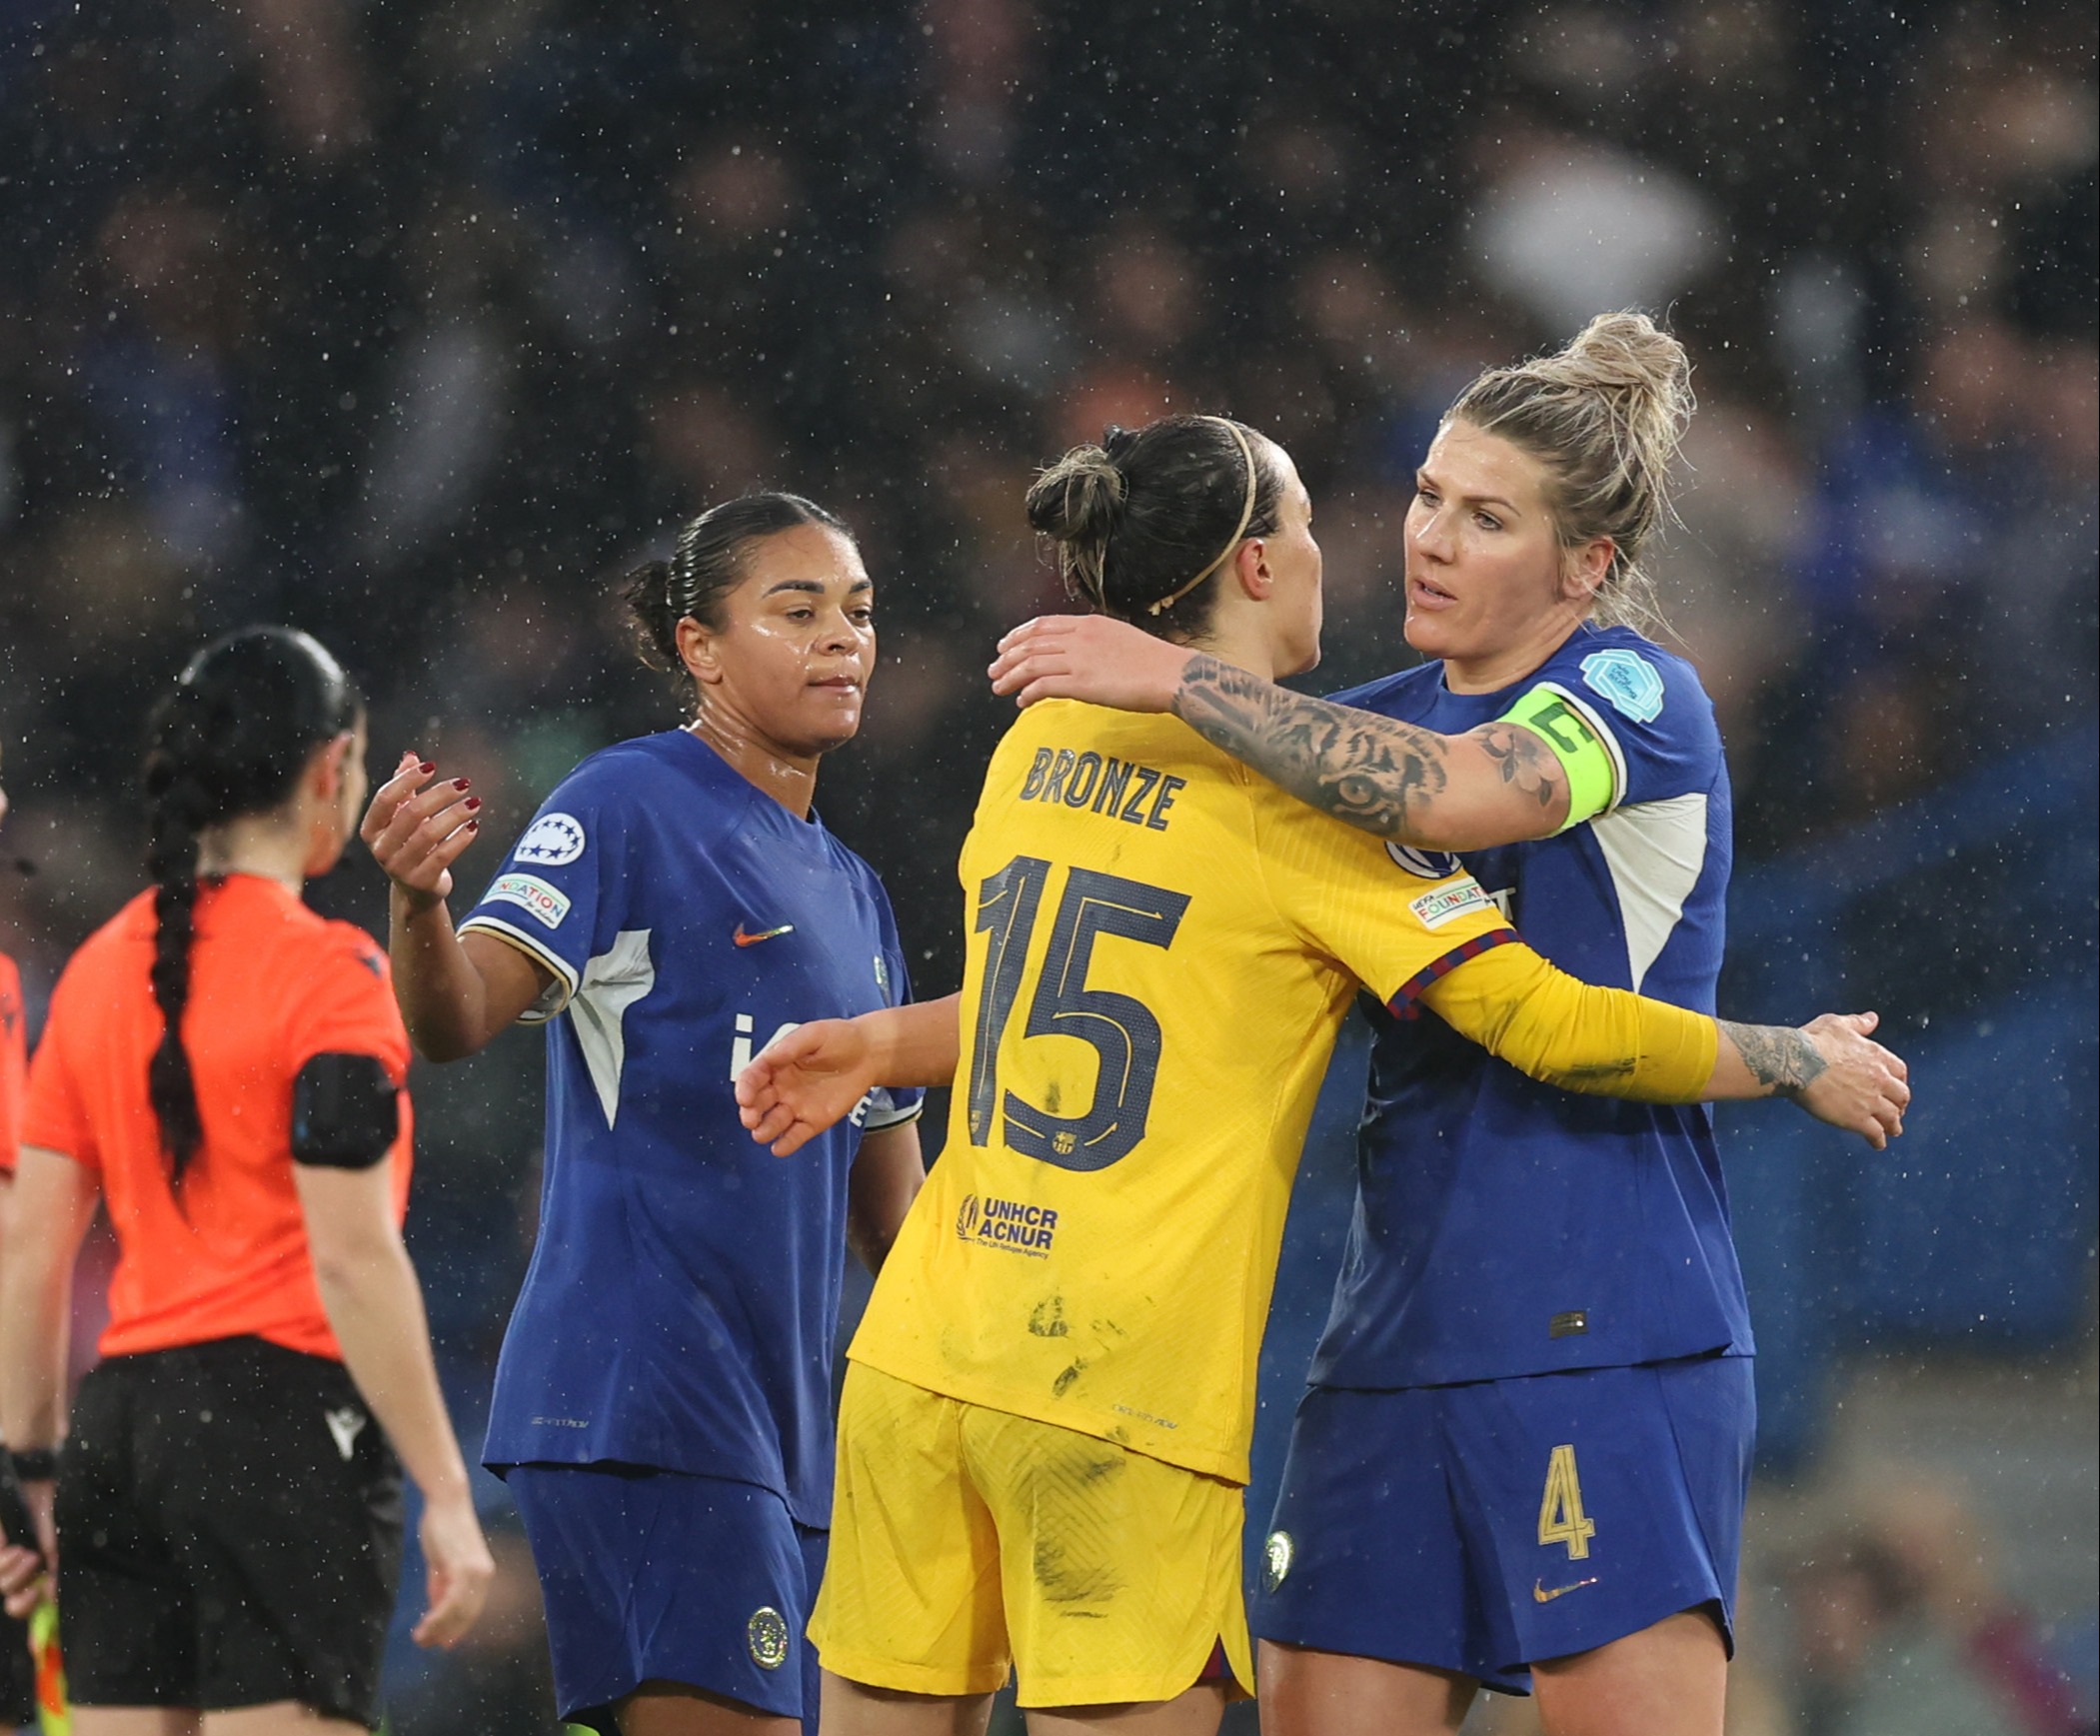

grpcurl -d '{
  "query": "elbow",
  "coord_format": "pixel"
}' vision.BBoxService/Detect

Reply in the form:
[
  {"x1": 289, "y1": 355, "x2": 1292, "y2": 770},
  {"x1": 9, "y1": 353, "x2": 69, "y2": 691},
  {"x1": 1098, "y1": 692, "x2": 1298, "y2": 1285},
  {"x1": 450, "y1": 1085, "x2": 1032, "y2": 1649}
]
[
  {"x1": 308, "y1": 1245, "x2": 366, "y2": 1299},
  {"x1": 308, "y1": 1228, "x2": 402, "y2": 1300},
  {"x1": 405, "y1": 1015, "x2": 484, "y2": 1064},
  {"x1": 848, "y1": 1227, "x2": 894, "y2": 1279}
]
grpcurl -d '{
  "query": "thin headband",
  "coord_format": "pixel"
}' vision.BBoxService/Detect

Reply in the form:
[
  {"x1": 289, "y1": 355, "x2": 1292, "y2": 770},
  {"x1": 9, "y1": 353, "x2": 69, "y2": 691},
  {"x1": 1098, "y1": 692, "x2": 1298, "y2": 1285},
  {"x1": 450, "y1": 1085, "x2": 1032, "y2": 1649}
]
[{"x1": 1145, "y1": 419, "x2": 1258, "y2": 617}]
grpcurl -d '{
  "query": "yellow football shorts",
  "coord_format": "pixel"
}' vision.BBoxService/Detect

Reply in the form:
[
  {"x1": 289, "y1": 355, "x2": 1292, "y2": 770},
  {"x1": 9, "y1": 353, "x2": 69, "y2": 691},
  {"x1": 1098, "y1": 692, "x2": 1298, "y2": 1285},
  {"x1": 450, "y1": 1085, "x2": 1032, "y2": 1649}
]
[{"x1": 812, "y1": 1361, "x2": 1254, "y2": 1708}]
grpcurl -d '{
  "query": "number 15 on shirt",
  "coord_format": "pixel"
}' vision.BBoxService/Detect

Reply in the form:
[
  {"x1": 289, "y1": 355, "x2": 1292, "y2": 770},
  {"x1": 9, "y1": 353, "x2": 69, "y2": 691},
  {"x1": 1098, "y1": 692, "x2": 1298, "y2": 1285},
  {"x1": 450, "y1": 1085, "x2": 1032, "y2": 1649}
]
[{"x1": 967, "y1": 856, "x2": 1190, "y2": 1173}]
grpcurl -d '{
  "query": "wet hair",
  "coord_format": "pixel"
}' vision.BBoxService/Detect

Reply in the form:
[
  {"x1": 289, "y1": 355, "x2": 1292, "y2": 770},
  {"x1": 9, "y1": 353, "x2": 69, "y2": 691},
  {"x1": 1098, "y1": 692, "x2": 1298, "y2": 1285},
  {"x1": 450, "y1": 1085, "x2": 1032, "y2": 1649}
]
[
  {"x1": 622, "y1": 492, "x2": 854, "y2": 675},
  {"x1": 1025, "y1": 415, "x2": 1283, "y2": 641},
  {"x1": 143, "y1": 627, "x2": 362, "y2": 1183},
  {"x1": 1445, "y1": 311, "x2": 1694, "y2": 636}
]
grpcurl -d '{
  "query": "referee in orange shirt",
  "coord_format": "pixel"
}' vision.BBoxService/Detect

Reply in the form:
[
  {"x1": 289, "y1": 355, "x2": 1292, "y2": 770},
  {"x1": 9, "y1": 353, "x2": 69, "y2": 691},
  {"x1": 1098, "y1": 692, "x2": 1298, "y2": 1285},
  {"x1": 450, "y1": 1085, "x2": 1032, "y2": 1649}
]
[
  {"x1": 0, "y1": 750, "x2": 35, "y2": 1728},
  {"x1": 0, "y1": 629, "x2": 492, "y2": 1735}
]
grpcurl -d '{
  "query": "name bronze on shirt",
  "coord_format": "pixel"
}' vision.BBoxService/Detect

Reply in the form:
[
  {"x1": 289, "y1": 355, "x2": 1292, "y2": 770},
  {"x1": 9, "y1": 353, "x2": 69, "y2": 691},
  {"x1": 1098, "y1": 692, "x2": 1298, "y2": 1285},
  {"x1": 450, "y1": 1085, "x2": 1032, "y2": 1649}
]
[
  {"x1": 1017, "y1": 747, "x2": 1186, "y2": 833},
  {"x1": 956, "y1": 1191, "x2": 1059, "y2": 1257}
]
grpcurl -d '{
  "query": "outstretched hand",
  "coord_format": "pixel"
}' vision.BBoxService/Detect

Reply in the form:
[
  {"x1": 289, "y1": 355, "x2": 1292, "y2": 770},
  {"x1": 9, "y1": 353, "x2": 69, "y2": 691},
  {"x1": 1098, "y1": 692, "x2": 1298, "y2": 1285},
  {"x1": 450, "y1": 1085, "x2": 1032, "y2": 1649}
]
[
  {"x1": 361, "y1": 751, "x2": 482, "y2": 908},
  {"x1": 736, "y1": 1019, "x2": 876, "y2": 1157},
  {"x1": 1795, "y1": 1011, "x2": 1911, "y2": 1148},
  {"x1": 988, "y1": 615, "x2": 1192, "y2": 711}
]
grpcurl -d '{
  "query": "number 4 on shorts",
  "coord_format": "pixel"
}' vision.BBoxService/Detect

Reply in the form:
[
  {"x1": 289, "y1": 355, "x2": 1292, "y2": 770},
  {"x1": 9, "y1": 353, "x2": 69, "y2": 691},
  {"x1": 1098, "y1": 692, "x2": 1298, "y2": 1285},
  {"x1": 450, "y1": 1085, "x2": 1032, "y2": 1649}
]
[{"x1": 1537, "y1": 1443, "x2": 1596, "y2": 1560}]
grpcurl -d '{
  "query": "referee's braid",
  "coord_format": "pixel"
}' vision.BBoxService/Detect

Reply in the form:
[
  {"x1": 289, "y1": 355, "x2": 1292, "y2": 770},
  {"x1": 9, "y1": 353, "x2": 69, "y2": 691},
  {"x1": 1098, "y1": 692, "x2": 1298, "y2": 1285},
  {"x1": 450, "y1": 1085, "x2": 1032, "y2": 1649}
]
[{"x1": 140, "y1": 628, "x2": 360, "y2": 1186}]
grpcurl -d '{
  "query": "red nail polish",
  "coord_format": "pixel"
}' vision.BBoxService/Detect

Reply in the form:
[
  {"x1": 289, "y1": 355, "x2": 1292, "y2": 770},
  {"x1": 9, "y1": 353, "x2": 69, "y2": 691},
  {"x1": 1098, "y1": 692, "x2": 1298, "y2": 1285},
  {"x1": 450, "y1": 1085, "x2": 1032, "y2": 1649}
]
[
  {"x1": 420, "y1": 763, "x2": 436, "y2": 776},
  {"x1": 465, "y1": 797, "x2": 482, "y2": 811},
  {"x1": 466, "y1": 819, "x2": 480, "y2": 831},
  {"x1": 453, "y1": 778, "x2": 471, "y2": 791}
]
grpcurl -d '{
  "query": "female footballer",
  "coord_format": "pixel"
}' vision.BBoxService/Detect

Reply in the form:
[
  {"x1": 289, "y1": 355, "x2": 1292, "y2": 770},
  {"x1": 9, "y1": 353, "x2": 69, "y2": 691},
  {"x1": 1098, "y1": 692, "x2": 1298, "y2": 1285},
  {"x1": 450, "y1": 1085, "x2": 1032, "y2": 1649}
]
[
  {"x1": 0, "y1": 627, "x2": 494, "y2": 1734},
  {"x1": 990, "y1": 317, "x2": 1828, "y2": 1736},
  {"x1": 737, "y1": 413, "x2": 1906, "y2": 1736},
  {"x1": 360, "y1": 493, "x2": 927, "y2": 1736}
]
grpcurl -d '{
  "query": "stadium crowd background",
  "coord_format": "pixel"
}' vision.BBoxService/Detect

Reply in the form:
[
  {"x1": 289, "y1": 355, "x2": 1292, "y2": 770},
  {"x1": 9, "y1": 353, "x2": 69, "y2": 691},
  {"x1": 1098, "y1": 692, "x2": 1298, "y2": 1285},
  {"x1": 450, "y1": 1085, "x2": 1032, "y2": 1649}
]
[{"x1": 0, "y1": 1, "x2": 2091, "y2": 1731}]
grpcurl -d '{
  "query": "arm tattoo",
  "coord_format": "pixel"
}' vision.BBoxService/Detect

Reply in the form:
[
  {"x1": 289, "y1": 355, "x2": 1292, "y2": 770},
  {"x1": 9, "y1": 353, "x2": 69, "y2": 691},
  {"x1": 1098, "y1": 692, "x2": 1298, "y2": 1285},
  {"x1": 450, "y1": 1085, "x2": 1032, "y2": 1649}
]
[
  {"x1": 1475, "y1": 723, "x2": 1562, "y2": 811},
  {"x1": 1718, "y1": 1021, "x2": 1828, "y2": 1096},
  {"x1": 1170, "y1": 655, "x2": 1453, "y2": 838},
  {"x1": 1168, "y1": 656, "x2": 1570, "y2": 841}
]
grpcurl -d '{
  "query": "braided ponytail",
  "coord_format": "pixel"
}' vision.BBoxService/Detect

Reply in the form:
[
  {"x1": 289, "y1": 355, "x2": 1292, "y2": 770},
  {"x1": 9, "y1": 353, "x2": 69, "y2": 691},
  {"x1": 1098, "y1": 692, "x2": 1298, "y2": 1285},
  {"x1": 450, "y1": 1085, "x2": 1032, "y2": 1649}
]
[
  {"x1": 143, "y1": 723, "x2": 210, "y2": 1178},
  {"x1": 141, "y1": 628, "x2": 360, "y2": 1185}
]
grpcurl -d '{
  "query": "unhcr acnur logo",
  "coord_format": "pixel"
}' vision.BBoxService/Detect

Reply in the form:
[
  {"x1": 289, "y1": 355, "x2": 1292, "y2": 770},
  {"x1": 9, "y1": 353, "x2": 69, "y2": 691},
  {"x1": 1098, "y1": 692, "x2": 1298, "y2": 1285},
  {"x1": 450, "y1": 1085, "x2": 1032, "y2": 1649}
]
[{"x1": 955, "y1": 1192, "x2": 1058, "y2": 1257}]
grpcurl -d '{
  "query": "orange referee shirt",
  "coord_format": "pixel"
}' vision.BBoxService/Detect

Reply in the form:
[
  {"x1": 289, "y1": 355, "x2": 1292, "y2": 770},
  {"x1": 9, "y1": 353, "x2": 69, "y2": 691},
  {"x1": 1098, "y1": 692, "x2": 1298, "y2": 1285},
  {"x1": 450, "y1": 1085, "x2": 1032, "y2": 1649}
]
[
  {"x1": 22, "y1": 874, "x2": 413, "y2": 1361},
  {"x1": 0, "y1": 949, "x2": 23, "y2": 1174}
]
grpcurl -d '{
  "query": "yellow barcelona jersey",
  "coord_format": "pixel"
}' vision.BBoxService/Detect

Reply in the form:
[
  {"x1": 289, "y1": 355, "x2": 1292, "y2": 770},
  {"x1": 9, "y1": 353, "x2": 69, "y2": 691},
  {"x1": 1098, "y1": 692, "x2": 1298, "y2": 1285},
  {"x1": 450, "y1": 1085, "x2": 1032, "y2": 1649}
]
[{"x1": 849, "y1": 701, "x2": 1515, "y2": 1483}]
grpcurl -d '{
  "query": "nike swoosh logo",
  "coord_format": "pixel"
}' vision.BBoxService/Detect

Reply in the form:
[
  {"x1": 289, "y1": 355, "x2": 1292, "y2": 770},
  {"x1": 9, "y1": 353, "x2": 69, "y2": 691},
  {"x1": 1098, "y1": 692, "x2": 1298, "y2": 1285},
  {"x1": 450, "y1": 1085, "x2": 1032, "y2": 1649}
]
[
  {"x1": 733, "y1": 923, "x2": 796, "y2": 947},
  {"x1": 1533, "y1": 1576, "x2": 1599, "y2": 1604}
]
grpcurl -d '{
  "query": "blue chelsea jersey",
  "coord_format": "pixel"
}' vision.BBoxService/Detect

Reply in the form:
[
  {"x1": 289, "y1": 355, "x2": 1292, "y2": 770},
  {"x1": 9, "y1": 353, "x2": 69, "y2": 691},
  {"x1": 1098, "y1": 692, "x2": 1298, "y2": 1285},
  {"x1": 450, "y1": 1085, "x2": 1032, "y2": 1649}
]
[
  {"x1": 461, "y1": 730, "x2": 922, "y2": 1525},
  {"x1": 1309, "y1": 624, "x2": 1753, "y2": 1390}
]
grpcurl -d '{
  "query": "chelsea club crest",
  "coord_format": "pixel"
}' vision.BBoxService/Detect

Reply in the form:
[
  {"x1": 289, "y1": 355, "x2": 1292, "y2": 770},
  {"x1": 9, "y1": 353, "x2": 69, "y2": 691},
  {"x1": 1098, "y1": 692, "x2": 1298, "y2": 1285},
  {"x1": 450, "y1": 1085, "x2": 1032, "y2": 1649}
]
[
  {"x1": 747, "y1": 1605, "x2": 790, "y2": 1669},
  {"x1": 1262, "y1": 1529, "x2": 1295, "y2": 1593}
]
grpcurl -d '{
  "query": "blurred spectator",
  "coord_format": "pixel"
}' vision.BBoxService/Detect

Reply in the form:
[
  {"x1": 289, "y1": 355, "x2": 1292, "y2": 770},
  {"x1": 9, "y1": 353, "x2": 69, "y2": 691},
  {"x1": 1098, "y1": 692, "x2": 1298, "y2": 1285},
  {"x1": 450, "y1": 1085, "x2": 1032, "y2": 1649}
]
[{"x1": 1789, "y1": 1473, "x2": 2090, "y2": 1736}]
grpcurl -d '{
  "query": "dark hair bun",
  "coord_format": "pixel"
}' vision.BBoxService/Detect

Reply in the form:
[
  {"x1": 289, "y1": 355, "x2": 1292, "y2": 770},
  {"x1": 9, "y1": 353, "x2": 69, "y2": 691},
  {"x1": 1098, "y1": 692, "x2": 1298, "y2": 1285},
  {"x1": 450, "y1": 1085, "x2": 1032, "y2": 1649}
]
[
  {"x1": 1024, "y1": 443, "x2": 1126, "y2": 604},
  {"x1": 621, "y1": 557, "x2": 680, "y2": 672},
  {"x1": 1024, "y1": 444, "x2": 1126, "y2": 543},
  {"x1": 1026, "y1": 416, "x2": 1281, "y2": 629}
]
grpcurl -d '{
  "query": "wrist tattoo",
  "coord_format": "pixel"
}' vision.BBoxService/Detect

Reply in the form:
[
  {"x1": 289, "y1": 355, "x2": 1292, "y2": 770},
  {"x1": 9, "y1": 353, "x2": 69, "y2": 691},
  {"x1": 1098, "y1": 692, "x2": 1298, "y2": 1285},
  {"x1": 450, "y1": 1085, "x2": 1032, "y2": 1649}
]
[
  {"x1": 1170, "y1": 656, "x2": 1452, "y2": 838},
  {"x1": 1719, "y1": 1020, "x2": 1828, "y2": 1095}
]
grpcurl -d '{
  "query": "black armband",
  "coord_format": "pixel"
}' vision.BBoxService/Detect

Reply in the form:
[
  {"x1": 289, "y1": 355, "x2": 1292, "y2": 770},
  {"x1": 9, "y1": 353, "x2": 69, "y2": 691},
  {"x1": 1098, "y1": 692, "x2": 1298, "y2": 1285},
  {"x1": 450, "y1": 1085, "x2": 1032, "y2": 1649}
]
[
  {"x1": 291, "y1": 1053, "x2": 399, "y2": 1169},
  {"x1": 6, "y1": 1444, "x2": 56, "y2": 1484},
  {"x1": 0, "y1": 1456, "x2": 34, "y2": 1550}
]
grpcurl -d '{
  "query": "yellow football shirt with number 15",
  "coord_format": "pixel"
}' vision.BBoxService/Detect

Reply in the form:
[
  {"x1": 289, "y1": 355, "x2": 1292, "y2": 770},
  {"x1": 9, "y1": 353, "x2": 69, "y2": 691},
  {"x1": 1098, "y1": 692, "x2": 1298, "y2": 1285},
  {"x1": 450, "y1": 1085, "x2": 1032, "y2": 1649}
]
[{"x1": 849, "y1": 699, "x2": 1515, "y2": 1485}]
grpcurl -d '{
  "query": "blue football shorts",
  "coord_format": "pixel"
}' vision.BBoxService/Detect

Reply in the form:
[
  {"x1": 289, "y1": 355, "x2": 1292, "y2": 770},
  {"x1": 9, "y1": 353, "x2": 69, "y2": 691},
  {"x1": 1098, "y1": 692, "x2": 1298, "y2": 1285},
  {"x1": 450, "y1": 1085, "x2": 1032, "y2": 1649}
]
[
  {"x1": 506, "y1": 1463, "x2": 827, "y2": 1728},
  {"x1": 1254, "y1": 1353, "x2": 1753, "y2": 1694}
]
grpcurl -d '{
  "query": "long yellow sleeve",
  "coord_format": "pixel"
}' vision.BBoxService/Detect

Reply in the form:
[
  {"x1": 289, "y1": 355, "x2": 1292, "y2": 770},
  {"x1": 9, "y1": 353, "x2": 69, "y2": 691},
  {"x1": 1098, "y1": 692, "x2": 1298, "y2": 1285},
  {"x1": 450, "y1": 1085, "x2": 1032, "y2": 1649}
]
[{"x1": 1416, "y1": 939, "x2": 1718, "y2": 1103}]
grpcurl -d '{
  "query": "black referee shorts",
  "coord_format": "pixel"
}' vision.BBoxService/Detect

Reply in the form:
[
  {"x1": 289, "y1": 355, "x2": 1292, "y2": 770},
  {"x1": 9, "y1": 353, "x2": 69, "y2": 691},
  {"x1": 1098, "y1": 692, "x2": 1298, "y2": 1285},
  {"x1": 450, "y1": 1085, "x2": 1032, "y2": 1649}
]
[
  {"x1": 56, "y1": 1336, "x2": 405, "y2": 1727},
  {"x1": 0, "y1": 1604, "x2": 31, "y2": 1728}
]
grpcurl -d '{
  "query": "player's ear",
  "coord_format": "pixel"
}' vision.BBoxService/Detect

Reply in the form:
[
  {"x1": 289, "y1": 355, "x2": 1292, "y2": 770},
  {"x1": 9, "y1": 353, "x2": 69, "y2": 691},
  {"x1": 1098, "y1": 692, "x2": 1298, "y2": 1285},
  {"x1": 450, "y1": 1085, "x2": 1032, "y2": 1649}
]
[
  {"x1": 1562, "y1": 537, "x2": 1611, "y2": 608},
  {"x1": 676, "y1": 615, "x2": 726, "y2": 687},
  {"x1": 309, "y1": 732, "x2": 355, "y2": 801},
  {"x1": 1234, "y1": 538, "x2": 1273, "y2": 603}
]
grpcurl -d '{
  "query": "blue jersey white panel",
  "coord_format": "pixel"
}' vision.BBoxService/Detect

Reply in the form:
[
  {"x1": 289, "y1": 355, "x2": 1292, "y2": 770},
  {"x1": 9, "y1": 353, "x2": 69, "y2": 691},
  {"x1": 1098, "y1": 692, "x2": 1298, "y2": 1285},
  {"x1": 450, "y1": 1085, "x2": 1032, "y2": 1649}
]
[
  {"x1": 1314, "y1": 625, "x2": 1750, "y2": 1388},
  {"x1": 462, "y1": 730, "x2": 922, "y2": 1525}
]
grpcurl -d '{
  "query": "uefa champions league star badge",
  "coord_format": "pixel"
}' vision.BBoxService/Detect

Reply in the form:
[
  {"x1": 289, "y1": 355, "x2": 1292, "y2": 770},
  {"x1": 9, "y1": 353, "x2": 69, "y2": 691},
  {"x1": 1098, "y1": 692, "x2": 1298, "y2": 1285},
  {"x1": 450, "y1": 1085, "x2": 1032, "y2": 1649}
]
[
  {"x1": 514, "y1": 812, "x2": 587, "y2": 866},
  {"x1": 1263, "y1": 1530, "x2": 1294, "y2": 1593},
  {"x1": 747, "y1": 1605, "x2": 790, "y2": 1670}
]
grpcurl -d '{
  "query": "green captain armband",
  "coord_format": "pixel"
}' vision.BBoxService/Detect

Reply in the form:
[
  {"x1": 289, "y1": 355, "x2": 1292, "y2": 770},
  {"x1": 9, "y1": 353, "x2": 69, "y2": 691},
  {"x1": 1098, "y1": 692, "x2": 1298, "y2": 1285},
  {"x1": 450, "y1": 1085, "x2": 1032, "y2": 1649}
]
[{"x1": 1496, "y1": 682, "x2": 1626, "y2": 832}]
